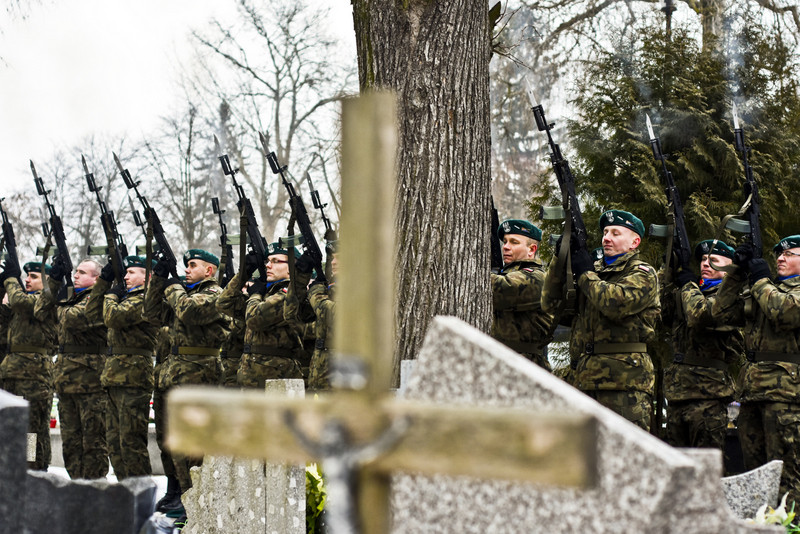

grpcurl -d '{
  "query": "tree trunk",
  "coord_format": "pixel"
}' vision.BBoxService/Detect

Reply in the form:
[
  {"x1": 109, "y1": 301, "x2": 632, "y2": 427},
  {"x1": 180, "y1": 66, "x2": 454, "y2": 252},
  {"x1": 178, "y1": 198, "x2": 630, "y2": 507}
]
[{"x1": 352, "y1": 0, "x2": 493, "y2": 384}]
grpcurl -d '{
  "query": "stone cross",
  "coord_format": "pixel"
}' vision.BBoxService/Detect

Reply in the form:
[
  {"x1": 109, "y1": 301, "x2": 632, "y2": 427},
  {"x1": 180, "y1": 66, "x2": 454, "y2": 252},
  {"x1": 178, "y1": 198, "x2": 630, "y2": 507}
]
[{"x1": 166, "y1": 92, "x2": 599, "y2": 534}]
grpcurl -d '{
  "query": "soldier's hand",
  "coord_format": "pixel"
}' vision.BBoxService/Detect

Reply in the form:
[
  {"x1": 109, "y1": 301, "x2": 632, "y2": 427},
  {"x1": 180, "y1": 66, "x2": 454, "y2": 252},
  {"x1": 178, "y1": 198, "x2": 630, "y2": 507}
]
[
  {"x1": 153, "y1": 258, "x2": 174, "y2": 279},
  {"x1": 747, "y1": 258, "x2": 771, "y2": 284},
  {"x1": 295, "y1": 251, "x2": 315, "y2": 274},
  {"x1": 675, "y1": 268, "x2": 697, "y2": 288},
  {"x1": 49, "y1": 255, "x2": 68, "y2": 280},
  {"x1": 165, "y1": 277, "x2": 183, "y2": 289},
  {"x1": 99, "y1": 262, "x2": 115, "y2": 282},
  {"x1": 107, "y1": 283, "x2": 127, "y2": 298},
  {"x1": 244, "y1": 252, "x2": 261, "y2": 278},
  {"x1": 733, "y1": 243, "x2": 755, "y2": 267},
  {"x1": 247, "y1": 279, "x2": 267, "y2": 296},
  {"x1": 0, "y1": 260, "x2": 21, "y2": 282},
  {"x1": 671, "y1": 248, "x2": 691, "y2": 271},
  {"x1": 570, "y1": 247, "x2": 594, "y2": 277}
]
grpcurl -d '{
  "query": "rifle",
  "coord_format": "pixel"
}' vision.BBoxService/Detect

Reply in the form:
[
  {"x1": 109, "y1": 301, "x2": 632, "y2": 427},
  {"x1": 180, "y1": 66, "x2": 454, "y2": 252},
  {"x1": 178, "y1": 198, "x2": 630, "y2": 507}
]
[
  {"x1": 113, "y1": 153, "x2": 179, "y2": 278},
  {"x1": 212, "y1": 136, "x2": 269, "y2": 282},
  {"x1": 82, "y1": 155, "x2": 128, "y2": 285},
  {"x1": 0, "y1": 197, "x2": 22, "y2": 287},
  {"x1": 261, "y1": 134, "x2": 326, "y2": 283},
  {"x1": 305, "y1": 171, "x2": 336, "y2": 244},
  {"x1": 212, "y1": 197, "x2": 234, "y2": 286},
  {"x1": 732, "y1": 103, "x2": 762, "y2": 260},
  {"x1": 490, "y1": 196, "x2": 503, "y2": 273},
  {"x1": 645, "y1": 115, "x2": 692, "y2": 274},
  {"x1": 31, "y1": 160, "x2": 74, "y2": 296}
]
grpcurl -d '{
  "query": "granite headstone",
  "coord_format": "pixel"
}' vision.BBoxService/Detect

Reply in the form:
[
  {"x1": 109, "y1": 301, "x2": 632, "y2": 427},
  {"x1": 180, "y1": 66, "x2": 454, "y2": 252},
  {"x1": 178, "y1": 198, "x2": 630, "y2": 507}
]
[{"x1": 0, "y1": 390, "x2": 28, "y2": 534}]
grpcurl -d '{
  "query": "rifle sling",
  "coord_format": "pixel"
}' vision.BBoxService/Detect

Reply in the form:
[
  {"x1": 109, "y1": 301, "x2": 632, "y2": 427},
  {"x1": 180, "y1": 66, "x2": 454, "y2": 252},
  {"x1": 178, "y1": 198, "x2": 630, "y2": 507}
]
[
  {"x1": 144, "y1": 217, "x2": 154, "y2": 293},
  {"x1": 708, "y1": 191, "x2": 753, "y2": 274},
  {"x1": 238, "y1": 206, "x2": 248, "y2": 286}
]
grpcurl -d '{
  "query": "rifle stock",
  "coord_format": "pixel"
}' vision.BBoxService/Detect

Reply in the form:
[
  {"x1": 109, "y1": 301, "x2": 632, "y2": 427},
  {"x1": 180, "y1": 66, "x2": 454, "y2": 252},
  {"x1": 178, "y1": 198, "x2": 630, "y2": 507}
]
[
  {"x1": 83, "y1": 155, "x2": 128, "y2": 284},
  {"x1": 732, "y1": 105, "x2": 762, "y2": 259},
  {"x1": 0, "y1": 198, "x2": 22, "y2": 287},
  {"x1": 31, "y1": 160, "x2": 74, "y2": 294}
]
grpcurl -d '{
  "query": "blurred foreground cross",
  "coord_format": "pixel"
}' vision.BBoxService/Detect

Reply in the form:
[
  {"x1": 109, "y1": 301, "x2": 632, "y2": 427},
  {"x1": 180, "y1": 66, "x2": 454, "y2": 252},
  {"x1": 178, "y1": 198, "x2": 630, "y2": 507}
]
[{"x1": 166, "y1": 92, "x2": 599, "y2": 534}]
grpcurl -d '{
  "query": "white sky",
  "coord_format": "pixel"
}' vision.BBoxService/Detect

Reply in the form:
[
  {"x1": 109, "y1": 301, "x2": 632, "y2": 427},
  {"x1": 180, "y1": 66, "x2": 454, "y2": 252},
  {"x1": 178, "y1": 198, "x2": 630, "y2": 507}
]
[{"x1": 0, "y1": 0, "x2": 355, "y2": 193}]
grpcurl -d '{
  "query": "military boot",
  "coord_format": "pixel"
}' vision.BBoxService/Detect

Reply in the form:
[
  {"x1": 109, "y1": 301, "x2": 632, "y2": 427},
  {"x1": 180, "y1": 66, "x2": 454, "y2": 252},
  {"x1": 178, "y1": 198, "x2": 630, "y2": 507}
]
[{"x1": 155, "y1": 475, "x2": 184, "y2": 513}]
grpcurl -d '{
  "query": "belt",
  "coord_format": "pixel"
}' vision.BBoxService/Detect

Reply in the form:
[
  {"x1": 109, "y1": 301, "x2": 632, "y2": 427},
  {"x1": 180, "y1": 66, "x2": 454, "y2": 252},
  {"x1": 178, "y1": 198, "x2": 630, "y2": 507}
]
[
  {"x1": 243, "y1": 344, "x2": 291, "y2": 357},
  {"x1": 171, "y1": 346, "x2": 220, "y2": 356},
  {"x1": 747, "y1": 351, "x2": 800, "y2": 365},
  {"x1": 220, "y1": 350, "x2": 243, "y2": 359},
  {"x1": 585, "y1": 342, "x2": 647, "y2": 355},
  {"x1": 108, "y1": 346, "x2": 154, "y2": 358},
  {"x1": 501, "y1": 340, "x2": 542, "y2": 355},
  {"x1": 673, "y1": 353, "x2": 729, "y2": 371},
  {"x1": 9, "y1": 343, "x2": 49, "y2": 355},
  {"x1": 59, "y1": 344, "x2": 106, "y2": 355}
]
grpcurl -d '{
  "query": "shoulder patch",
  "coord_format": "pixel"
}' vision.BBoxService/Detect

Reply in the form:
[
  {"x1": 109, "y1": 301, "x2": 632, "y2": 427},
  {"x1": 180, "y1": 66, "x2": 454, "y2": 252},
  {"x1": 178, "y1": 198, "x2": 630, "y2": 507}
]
[
  {"x1": 522, "y1": 268, "x2": 534, "y2": 273},
  {"x1": 638, "y1": 265, "x2": 651, "y2": 273},
  {"x1": 281, "y1": 287, "x2": 288, "y2": 293},
  {"x1": 207, "y1": 287, "x2": 220, "y2": 293}
]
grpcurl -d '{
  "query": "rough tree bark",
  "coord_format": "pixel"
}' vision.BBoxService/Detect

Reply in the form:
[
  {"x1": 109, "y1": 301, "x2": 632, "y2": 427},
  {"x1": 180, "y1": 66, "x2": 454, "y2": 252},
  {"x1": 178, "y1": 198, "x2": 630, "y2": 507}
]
[{"x1": 351, "y1": 0, "x2": 494, "y2": 384}]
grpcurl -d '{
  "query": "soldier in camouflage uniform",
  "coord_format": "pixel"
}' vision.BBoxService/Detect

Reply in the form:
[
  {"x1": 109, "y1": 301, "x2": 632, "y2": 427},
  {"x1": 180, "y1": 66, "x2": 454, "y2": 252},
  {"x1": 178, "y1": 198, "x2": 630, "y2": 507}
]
[
  {"x1": 0, "y1": 292, "x2": 11, "y2": 365},
  {"x1": 149, "y1": 249, "x2": 228, "y2": 518},
  {"x1": 665, "y1": 239, "x2": 743, "y2": 451},
  {"x1": 711, "y1": 235, "x2": 800, "y2": 502},
  {"x1": 88, "y1": 256, "x2": 157, "y2": 479},
  {"x1": 543, "y1": 210, "x2": 660, "y2": 430},
  {"x1": 43, "y1": 257, "x2": 109, "y2": 479},
  {"x1": 0, "y1": 261, "x2": 56, "y2": 470},
  {"x1": 218, "y1": 243, "x2": 303, "y2": 389},
  {"x1": 491, "y1": 219, "x2": 555, "y2": 370}
]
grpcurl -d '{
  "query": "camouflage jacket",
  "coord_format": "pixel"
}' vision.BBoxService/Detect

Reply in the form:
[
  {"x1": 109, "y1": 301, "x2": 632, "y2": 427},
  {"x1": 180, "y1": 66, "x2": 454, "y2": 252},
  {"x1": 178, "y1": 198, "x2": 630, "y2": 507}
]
[
  {"x1": 308, "y1": 280, "x2": 335, "y2": 351},
  {"x1": 0, "y1": 279, "x2": 57, "y2": 383},
  {"x1": 90, "y1": 278, "x2": 157, "y2": 389},
  {"x1": 153, "y1": 326, "x2": 171, "y2": 390},
  {"x1": 712, "y1": 270, "x2": 800, "y2": 403},
  {"x1": 215, "y1": 271, "x2": 248, "y2": 358},
  {"x1": 244, "y1": 278, "x2": 302, "y2": 357},
  {"x1": 491, "y1": 259, "x2": 554, "y2": 358},
  {"x1": 543, "y1": 250, "x2": 660, "y2": 393},
  {"x1": 664, "y1": 281, "x2": 743, "y2": 402},
  {"x1": 43, "y1": 278, "x2": 108, "y2": 394}
]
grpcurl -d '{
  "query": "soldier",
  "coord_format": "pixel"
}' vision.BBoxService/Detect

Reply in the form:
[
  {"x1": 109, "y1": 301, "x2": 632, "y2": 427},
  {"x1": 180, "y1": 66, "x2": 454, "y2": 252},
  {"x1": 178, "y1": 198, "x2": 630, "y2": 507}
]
[
  {"x1": 89, "y1": 256, "x2": 158, "y2": 479},
  {"x1": 665, "y1": 240, "x2": 743, "y2": 451},
  {"x1": 712, "y1": 235, "x2": 800, "y2": 502},
  {"x1": 44, "y1": 257, "x2": 109, "y2": 479},
  {"x1": 543, "y1": 209, "x2": 660, "y2": 430},
  {"x1": 491, "y1": 219, "x2": 554, "y2": 369},
  {"x1": 0, "y1": 261, "x2": 57, "y2": 470},
  {"x1": 218, "y1": 243, "x2": 303, "y2": 389},
  {"x1": 149, "y1": 249, "x2": 228, "y2": 523}
]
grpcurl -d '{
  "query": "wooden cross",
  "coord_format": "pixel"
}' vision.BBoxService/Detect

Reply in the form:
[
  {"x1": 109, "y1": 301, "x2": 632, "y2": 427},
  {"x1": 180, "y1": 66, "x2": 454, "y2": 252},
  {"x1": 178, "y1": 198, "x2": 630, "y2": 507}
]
[{"x1": 166, "y1": 93, "x2": 599, "y2": 534}]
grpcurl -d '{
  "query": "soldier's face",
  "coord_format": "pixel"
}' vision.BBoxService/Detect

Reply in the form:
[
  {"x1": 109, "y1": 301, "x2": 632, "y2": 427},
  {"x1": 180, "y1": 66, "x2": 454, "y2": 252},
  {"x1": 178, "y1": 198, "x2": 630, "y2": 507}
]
[
  {"x1": 700, "y1": 254, "x2": 731, "y2": 280},
  {"x1": 25, "y1": 272, "x2": 43, "y2": 292},
  {"x1": 185, "y1": 260, "x2": 214, "y2": 284},
  {"x1": 266, "y1": 254, "x2": 289, "y2": 282},
  {"x1": 602, "y1": 226, "x2": 640, "y2": 257},
  {"x1": 73, "y1": 261, "x2": 99, "y2": 289},
  {"x1": 124, "y1": 267, "x2": 147, "y2": 289},
  {"x1": 330, "y1": 253, "x2": 339, "y2": 278},
  {"x1": 501, "y1": 235, "x2": 537, "y2": 265},
  {"x1": 776, "y1": 247, "x2": 800, "y2": 277}
]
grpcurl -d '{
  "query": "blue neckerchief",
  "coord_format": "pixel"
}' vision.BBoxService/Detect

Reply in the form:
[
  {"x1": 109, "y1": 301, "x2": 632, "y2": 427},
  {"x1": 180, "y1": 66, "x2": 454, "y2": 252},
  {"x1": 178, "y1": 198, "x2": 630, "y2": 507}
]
[
  {"x1": 604, "y1": 253, "x2": 624, "y2": 266},
  {"x1": 75, "y1": 286, "x2": 89, "y2": 294},
  {"x1": 699, "y1": 278, "x2": 723, "y2": 291},
  {"x1": 265, "y1": 279, "x2": 287, "y2": 291},
  {"x1": 185, "y1": 281, "x2": 200, "y2": 290},
  {"x1": 778, "y1": 274, "x2": 799, "y2": 281},
  {"x1": 128, "y1": 285, "x2": 142, "y2": 292}
]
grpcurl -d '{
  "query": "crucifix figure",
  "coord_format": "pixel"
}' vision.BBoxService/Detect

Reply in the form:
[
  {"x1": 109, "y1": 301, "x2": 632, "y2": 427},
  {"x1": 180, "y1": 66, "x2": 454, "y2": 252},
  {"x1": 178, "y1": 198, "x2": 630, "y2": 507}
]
[{"x1": 166, "y1": 92, "x2": 599, "y2": 534}]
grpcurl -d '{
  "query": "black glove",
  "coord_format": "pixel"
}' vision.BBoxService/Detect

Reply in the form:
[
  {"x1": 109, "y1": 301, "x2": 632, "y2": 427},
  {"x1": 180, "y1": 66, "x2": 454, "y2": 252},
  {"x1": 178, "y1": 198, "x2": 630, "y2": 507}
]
[
  {"x1": 99, "y1": 262, "x2": 115, "y2": 282},
  {"x1": 49, "y1": 255, "x2": 68, "y2": 280},
  {"x1": 153, "y1": 258, "x2": 174, "y2": 279},
  {"x1": 107, "y1": 283, "x2": 127, "y2": 298},
  {"x1": 165, "y1": 277, "x2": 183, "y2": 288},
  {"x1": 0, "y1": 261, "x2": 20, "y2": 284},
  {"x1": 295, "y1": 251, "x2": 315, "y2": 274},
  {"x1": 247, "y1": 279, "x2": 267, "y2": 296},
  {"x1": 675, "y1": 268, "x2": 697, "y2": 288},
  {"x1": 733, "y1": 243, "x2": 755, "y2": 267},
  {"x1": 571, "y1": 247, "x2": 594, "y2": 277},
  {"x1": 748, "y1": 258, "x2": 771, "y2": 285},
  {"x1": 244, "y1": 252, "x2": 261, "y2": 278},
  {"x1": 671, "y1": 248, "x2": 691, "y2": 271}
]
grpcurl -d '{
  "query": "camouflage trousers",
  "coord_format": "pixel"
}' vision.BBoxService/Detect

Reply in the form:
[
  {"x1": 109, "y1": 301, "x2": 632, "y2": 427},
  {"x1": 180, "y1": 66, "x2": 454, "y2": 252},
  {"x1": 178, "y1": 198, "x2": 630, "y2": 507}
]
[
  {"x1": 1, "y1": 379, "x2": 52, "y2": 470},
  {"x1": 238, "y1": 354, "x2": 303, "y2": 389},
  {"x1": 152, "y1": 387, "x2": 175, "y2": 478},
  {"x1": 739, "y1": 401, "x2": 800, "y2": 504},
  {"x1": 106, "y1": 386, "x2": 152, "y2": 479},
  {"x1": 666, "y1": 399, "x2": 728, "y2": 450},
  {"x1": 58, "y1": 392, "x2": 109, "y2": 479},
  {"x1": 220, "y1": 354, "x2": 242, "y2": 388},
  {"x1": 309, "y1": 349, "x2": 330, "y2": 391},
  {"x1": 585, "y1": 390, "x2": 652, "y2": 431}
]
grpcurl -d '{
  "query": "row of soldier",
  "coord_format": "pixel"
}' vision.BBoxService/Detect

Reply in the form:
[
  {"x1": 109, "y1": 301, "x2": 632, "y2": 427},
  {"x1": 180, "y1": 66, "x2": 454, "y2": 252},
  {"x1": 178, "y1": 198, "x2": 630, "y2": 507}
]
[
  {"x1": 491, "y1": 209, "x2": 800, "y2": 504},
  {"x1": 0, "y1": 240, "x2": 336, "y2": 528}
]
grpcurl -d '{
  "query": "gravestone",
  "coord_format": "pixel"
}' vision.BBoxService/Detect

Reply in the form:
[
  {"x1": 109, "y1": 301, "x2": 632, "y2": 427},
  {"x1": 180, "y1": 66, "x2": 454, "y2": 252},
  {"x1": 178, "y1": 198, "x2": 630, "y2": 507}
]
[
  {"x1": 181, "y1": 379, "x2": 306, "y2": 534},
  {"x1": 391, "y1": 316, "x2": 781, "y2": 534},
  {"x1": 723, "y1": 460, "x2": 783, "y2": 520},
  {"x1": 0, "y1": 390, "x2": 28, "y2": 534}
]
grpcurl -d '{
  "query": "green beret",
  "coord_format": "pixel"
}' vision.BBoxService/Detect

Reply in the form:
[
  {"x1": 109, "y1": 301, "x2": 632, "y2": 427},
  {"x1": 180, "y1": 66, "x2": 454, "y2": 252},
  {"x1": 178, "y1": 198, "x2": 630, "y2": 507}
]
[
  {"x1": 694, "y1": 240, "x2": 735, "y2": 260},
  {"x1": 124, "y1": 256, "x2": 156, "y2": 269},
  {"x1": 325, "y1": 240, "x2": 338, "y2": 253},
  {"x1": 267, "y1": 242, "x2": 300, "y2": 258},
  {"x1": 183, "y1": 249, "x2": 219, "y2": 267},
  {"x1": 773, "y1": 235, "x2": 800, "y2": 253},
  {"x1": 599, "y1": 209, "x2": 645, "y2": 237},
  {"x1": 497, "y1": 219, "x2": 542, "y2": 242},
  {"x1": 23, "y1": 262, "x2": 51, "y2": 275}
]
